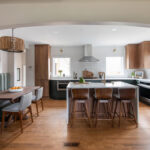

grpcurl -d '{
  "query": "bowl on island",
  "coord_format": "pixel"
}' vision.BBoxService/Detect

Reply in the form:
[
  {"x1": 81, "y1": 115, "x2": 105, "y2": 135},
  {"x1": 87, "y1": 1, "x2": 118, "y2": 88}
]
[{"x1": 8, "y1": 87, "x2": 23, "y2": 92}]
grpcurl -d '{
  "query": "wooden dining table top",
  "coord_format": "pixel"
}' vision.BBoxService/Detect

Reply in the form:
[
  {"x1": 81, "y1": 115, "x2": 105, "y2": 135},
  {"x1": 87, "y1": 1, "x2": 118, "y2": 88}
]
[{"x1": 0, "y1": 86, "x2": 40, "y2": 101}]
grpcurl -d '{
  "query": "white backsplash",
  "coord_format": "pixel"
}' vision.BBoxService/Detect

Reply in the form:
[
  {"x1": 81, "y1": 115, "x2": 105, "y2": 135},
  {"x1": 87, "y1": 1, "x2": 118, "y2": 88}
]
[{"x1": 51, "y1": 45, "x2": 145, "y2": 79}]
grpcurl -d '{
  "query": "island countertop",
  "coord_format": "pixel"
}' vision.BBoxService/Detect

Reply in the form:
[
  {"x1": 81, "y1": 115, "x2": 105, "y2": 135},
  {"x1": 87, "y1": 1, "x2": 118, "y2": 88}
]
[{"x1": 67, "y1": 81, "x2": 138, "y2": 89}]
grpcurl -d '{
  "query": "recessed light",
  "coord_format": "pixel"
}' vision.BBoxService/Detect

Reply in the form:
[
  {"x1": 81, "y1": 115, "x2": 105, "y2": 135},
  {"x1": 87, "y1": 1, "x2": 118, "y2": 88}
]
[
  {"x1": 53, "y1": 31, "x2": 59, "y2": 34},
  {"x1": 112, "y1": 28, "x2": 117, "y2": 32}
]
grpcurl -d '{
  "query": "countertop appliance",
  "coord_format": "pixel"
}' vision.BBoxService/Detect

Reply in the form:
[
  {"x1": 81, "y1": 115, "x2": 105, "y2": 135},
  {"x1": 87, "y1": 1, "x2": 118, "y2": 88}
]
[{"x1": 138, "y1": 81, "x2": 150, "y2": 104}]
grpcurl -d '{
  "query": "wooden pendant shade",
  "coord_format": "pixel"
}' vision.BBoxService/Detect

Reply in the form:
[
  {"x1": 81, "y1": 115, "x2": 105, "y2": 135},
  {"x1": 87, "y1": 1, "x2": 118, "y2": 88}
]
[{"x1": 0, "y1": 36, "x2": 25, "y2": 53}]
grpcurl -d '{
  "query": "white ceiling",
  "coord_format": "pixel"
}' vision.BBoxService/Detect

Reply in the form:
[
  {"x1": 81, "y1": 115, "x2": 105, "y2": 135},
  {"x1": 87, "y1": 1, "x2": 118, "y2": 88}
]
[{"x1": 1, "y1": 25, "x2": 150, "y2": 46}]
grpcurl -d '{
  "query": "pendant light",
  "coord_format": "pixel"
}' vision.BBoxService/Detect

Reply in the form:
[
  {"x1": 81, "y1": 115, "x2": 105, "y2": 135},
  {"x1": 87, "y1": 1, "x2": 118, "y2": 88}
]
[{"x1": 0, "y1": 28, "x2": 25, "y2": 53}]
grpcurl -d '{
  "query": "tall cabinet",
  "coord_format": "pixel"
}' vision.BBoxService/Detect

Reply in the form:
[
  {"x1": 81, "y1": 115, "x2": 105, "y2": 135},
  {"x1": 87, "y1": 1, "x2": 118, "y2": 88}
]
[{"x1": 35, "y1": 44, "x2": 50, "y2": 97}]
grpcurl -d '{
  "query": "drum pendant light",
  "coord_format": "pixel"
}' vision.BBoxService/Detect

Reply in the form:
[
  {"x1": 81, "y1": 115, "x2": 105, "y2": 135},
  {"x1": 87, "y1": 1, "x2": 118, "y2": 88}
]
[{"x1": 0, "y1": 28, "x2": 25, "y2": 53}]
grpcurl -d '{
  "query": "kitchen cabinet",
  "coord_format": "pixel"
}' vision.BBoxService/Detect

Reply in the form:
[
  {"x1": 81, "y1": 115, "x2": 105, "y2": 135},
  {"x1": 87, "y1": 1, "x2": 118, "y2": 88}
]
[
  {"x1": 139, "y1": 41, "x2": 150, "y2": 68},
  {"x1": 125, "y1": 41, "x2": 150, "y2": 69},
  {"x1": 125, "y1": 44, "x2": 139, "y2": 69},
  {"x1": 35, "y1": 44, "x2": 51, "y2": 97}
]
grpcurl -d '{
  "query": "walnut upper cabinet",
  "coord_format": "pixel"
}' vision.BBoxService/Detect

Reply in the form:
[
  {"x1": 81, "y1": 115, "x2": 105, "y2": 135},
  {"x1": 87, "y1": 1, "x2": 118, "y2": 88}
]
[
  {"x1": 35, "y1": 44, "x2": 51, "y2": 97},
  {"x1": 125, "y1": 42, "x2": 150, "y2": 69},
  {"x1": 125, "y1": 44, "x2": 139, "y2": 69},
  {"x1": 141, "y1": 41, "x2": 150, "y2": 68}
]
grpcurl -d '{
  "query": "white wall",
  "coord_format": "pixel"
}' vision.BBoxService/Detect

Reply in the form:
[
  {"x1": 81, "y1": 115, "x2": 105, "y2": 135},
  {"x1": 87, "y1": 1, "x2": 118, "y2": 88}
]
[
  {"x1": 26, "y1": 44, "x2": 150, "y2": 86},
  {"x1": 0, "y1": 51, "x2": 8, "y2": 73},
  {"x1": 26, "y1": 45, "x2": 35, "y2": 86},
  {"x1": 51, "y1": 45, "x2": 134, "y2": 78},
  {"x1": 51, "y1": 46, "x2": 84, "y2": 77}
]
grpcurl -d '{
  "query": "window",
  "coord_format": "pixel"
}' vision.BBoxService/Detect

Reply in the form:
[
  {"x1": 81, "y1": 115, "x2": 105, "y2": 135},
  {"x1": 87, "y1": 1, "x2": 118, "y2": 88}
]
[
  {"x1": 53, "y1": 58, "x2": 71, "y2": 77},
  {"x1": 106, "y1": 57, "x2": 124, "y2": 76}
]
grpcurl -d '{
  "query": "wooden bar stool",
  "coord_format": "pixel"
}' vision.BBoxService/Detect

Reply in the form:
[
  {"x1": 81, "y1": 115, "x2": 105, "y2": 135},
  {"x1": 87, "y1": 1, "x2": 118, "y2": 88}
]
[
  {"x1": 70, "y1": 88, "x2": 91, "y2": 127},
  {"x1": 113, "y1": 88, "x2": 137, "y2": 127},
  {"x1": 94, "y1": 88, "x2": 113, "y2": 127}
]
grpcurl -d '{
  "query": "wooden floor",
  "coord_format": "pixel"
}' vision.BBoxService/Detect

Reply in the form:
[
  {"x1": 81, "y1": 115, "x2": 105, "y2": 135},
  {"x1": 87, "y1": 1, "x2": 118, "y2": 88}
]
[{"x1": 0, "y1": 99, "x2": 150, "y2": 150}]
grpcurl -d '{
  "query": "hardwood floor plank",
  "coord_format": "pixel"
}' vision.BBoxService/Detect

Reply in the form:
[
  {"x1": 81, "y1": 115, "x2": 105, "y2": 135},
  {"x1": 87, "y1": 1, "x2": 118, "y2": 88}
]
[{"x1": 0, "y1": 99, "x2": 150, "y2": 150}]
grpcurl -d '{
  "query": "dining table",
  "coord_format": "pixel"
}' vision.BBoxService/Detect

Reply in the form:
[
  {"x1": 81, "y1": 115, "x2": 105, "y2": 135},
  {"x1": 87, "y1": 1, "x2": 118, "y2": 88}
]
[{"x1": 0, "y1": 86, "x2": 40, "y2": 102}]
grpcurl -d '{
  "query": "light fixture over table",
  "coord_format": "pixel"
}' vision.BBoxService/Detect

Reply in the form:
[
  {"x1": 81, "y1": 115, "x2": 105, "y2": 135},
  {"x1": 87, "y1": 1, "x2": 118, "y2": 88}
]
[{"x1": 0, "y1": 28, "x2": 25, "y2": 53}]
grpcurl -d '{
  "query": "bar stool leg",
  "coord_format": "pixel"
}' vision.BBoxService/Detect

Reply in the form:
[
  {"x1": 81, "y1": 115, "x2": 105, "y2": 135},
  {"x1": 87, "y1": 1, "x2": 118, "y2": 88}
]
[
  {"x1": 95, "y1": 102, "x2": 99, "y2": 127},
  {"x1": 70, "y1": 100, "x2": 75, "y2": 127},
  {"x1": 108, "y1": 101, "x2": 113, "y2": 127},
  {"x1": 113, "y1": 100, "x2": 118, "y2": 119},
  {"x1": 130, "y1": 102, "x2": 137, "y2": 127},
  {"x1": 84, "y1": 102, "x2": 91, "y2": 128},
  {"x1": 1, "y1": 111, "x2": 6, "y2": 134},
  {"x1": 119, "y1": 101, "x2": 123, "y2": 127}
]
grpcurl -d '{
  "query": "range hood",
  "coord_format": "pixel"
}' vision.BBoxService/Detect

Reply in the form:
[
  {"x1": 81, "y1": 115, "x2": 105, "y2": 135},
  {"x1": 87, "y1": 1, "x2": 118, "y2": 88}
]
[{"x1": 79, "y1": 44, "x2": 99, "y2": 62}]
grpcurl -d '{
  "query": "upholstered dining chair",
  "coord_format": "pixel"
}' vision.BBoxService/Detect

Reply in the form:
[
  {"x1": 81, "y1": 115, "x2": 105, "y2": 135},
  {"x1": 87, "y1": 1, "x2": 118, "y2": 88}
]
[
  {"x1": 1, "y1": 92, "x2": 33, "y2": 133},
  {"x1": 32, "y1": 87, "x2": 44, "y2": 116}
]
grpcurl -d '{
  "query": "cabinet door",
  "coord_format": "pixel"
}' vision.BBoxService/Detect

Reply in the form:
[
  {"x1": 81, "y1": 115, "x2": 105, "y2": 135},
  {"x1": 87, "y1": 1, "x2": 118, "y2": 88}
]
[
  {"x1": 143, "y1": 42, "x2": 150, "y2": 68},
  {"x1": 35, "y1": 45, "x2": 50, "y2": 80},
  {"x1": 137, "y1": 44, "x2": 144, "y2": 69},
  {"x1": 125, "y1": 44, "x2": 139, "y2": 69}
]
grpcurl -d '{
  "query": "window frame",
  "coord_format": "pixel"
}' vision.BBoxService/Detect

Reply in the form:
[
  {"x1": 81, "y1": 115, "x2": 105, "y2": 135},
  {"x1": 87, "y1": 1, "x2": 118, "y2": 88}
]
[
  {"x1": 52, "y1": 57, "x2": 71, "y2": 77},
  {"x1": 106, "y1": 56, "x2": 124, "y2": 77}
]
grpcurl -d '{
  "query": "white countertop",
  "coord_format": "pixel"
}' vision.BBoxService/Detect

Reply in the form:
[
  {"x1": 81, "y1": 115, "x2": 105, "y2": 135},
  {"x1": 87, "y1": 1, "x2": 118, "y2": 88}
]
[
  {"x1": 50, "y1": 77, "x2": 150, "y2": 83},
  {"x1": 67, "y1": 81, "x2": 137, "y2": 89},
  {"x1": 50, "y1": 77, "x2": 136, "y2": 80}
]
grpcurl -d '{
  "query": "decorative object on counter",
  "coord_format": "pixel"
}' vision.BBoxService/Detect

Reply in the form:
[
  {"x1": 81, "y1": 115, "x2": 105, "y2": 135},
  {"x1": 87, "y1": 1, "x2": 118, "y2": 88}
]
[
  {"x1": 60, "y1": 48, "x2": 63, "y2": 53},
  {"x1": 113, "y1": 48, "x2": 117, "y2": 52},
  {"x1": 58, "y1": 70, "x2": 63, "y2": 77},
  {"x1": 82, "y1": 69, "x2": 94, "y2": 78},
  {"x1": 0, "y1": 28, "x2": 25, "y2": 53},
  {"x1": 135, "y1": 71, "x2": 144, "y2": 79},
  {"x1": 79, "y1": 77, "x2": 85, "y2": 83},
  {"x1": 63, "y1": 74, "x2": 65, "y2": 77},
  {"x1": 98, "y1": 72, "x2": 106, "y2": 83},
  {"x1": 131, "y1": 71, "x2": 135, "y2": 78},
  {"x1": 73, "y1": 72, "x2": 78, "y2": 79}
]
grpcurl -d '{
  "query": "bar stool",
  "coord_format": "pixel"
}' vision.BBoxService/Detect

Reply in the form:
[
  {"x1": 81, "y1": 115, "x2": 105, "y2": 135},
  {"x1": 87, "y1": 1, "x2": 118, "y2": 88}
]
[
  {"x1": 113, "y1": 88, "x2": 137, "y2": 127},
  {"x1": 94, "y1": 88, "x2": 113, "y2": 127},
  {"x1": 70, "y1": 88, "x2": 91, "y2": 127}
]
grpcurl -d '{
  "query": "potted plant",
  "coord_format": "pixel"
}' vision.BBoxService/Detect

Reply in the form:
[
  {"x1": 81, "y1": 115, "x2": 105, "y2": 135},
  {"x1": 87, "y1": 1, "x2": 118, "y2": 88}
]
[{"x1": 58, "y1": 70, "x2": 63, "y2": 77}]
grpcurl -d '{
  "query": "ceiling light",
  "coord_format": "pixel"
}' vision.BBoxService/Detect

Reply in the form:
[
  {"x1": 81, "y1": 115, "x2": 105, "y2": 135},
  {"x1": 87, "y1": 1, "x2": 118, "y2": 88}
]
[
  {"x1": 112, "y1": 28, "x2": 117, "y2": 32},
  {"x1": 0, "y1": 28, "x2": 25, "y2": 53}
]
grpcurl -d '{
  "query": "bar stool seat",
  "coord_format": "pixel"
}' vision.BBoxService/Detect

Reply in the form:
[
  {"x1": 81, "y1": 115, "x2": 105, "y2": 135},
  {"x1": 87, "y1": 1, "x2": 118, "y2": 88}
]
[
  {"x1": 94, "y1": 88, "x2": 113, "y2": 127},
  {"x1": 113, "y1": 88, "x2": 137, "y2": 127},
  {"x1": 70, "y1": 88, "x2": 91, "y2": 127}
]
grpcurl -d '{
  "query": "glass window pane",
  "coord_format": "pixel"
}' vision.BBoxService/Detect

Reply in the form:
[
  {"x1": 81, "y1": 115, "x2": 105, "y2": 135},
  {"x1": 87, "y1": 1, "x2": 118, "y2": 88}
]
[
  {"x1": 53, "y1": 58, "x2": 70, "y2": 77},
  {"x1": 106, "y1": 57, "x2": 124, "y2": 76}
]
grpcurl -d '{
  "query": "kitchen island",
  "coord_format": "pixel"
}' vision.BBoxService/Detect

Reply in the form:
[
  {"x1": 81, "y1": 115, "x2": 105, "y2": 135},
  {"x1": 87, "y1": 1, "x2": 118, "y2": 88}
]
[
  {"x1": 66, "y1": 81, "x2": 139, "y2": 125},
  {"x1": 50, "y1": 78, "x2": 138, "y2": 99}
]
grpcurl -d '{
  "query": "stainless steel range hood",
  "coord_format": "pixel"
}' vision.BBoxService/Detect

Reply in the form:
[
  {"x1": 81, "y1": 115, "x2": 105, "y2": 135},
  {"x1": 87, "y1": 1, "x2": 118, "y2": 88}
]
[{"x1": 79, "y1": 44, "x2": 99, "y2": 62}]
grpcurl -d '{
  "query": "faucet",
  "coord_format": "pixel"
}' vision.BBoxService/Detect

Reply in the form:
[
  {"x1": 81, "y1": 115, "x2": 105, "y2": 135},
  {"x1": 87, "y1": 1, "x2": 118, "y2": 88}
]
[{"x1": 98, "y1": 72, "x2": 106, "y2": 84}]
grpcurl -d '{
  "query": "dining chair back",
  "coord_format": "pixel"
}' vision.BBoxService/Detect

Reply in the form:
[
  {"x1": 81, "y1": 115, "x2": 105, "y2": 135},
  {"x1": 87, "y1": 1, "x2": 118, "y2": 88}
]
[
  {"x1": 32, "y1": 87, "x2": 44, "y2": 116},
  {"x1": 35, "y1": 87, "x2": 43, "y2": 101}
]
